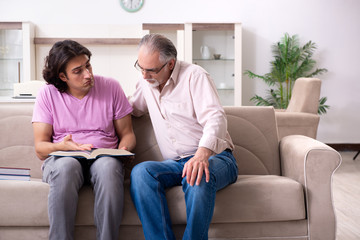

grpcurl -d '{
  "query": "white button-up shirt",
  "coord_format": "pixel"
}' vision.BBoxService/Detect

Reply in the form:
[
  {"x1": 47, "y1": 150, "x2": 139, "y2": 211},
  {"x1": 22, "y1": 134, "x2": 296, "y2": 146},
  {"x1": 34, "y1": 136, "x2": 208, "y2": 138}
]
[{"x1": 129, "y1": 60, "x2": 234, "y2": 160}]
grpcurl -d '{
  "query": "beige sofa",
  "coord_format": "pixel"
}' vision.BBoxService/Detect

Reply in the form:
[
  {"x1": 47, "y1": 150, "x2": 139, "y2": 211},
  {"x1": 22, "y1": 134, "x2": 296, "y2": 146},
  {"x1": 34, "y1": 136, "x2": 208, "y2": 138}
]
[{"x1": 0, "y1": 102, "x2": 341, "y2": 240}]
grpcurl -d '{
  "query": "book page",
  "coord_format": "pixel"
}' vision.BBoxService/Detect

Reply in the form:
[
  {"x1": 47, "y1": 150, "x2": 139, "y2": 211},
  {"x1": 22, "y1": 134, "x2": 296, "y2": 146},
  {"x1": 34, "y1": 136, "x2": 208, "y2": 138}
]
[
  {"x1": 90, "y1": 148, "x2": 134, "y2": 158},
  {"x1": 50, "y1": 148, "x2": 134, "y2": 159},
  {"x1": 49, "y1": 150, "x2": 91, "y2": 158}
]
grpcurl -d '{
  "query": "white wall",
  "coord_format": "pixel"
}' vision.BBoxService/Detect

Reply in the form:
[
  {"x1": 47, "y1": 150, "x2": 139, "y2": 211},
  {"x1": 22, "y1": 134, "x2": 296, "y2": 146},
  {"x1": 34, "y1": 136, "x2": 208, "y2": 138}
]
[{"x1": 1, "y1": 0, "x2": 359, "y2": 144}]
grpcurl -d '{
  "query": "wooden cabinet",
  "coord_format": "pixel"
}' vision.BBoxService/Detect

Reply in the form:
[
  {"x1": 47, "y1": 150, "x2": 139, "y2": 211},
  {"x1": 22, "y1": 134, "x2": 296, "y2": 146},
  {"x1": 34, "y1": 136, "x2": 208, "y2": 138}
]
[{"x1": 0, "y1": 22, "x2": 35, "y2": 96}]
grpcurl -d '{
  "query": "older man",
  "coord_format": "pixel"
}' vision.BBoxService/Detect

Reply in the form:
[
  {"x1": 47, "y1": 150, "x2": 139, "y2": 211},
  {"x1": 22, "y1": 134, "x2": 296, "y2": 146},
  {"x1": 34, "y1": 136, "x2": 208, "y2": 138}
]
[{"x1": 129, "y1": 34, "x2": 238, "y2": 240}]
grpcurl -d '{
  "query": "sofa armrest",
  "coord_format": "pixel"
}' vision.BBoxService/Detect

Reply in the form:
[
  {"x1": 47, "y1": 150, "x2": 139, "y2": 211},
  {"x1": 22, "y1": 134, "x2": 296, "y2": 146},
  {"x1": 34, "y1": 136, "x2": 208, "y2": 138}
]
[{"x1": 280, "y1": 135, "x2": 342, "y2": 240}]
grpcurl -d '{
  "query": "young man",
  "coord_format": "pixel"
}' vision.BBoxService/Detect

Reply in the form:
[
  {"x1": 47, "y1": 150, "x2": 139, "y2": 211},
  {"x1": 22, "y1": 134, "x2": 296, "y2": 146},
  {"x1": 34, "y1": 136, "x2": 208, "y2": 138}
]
[
  {"x1": 32, "y1": 40, "x2": 136, "y2": 240},
  {"x1": 129, "y1": 34, "x2": 238, "y2": 240}
]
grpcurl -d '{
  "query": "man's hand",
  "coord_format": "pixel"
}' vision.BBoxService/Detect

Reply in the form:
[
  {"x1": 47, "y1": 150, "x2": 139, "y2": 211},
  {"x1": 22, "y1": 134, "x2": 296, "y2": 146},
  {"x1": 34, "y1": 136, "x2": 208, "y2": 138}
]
[
  {"x1": 182, "y1": 147, "x2": 213, "y2": 186},
  {"x1": 61, "y1": 134, "x2": 93, "y2": 151}
]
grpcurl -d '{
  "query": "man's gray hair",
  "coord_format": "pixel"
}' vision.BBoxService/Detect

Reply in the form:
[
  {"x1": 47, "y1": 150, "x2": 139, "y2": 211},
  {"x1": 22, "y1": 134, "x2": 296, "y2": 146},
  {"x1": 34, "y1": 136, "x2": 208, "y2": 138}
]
[{"x1": 139, "y1": 34, "x2": 177, "y2": 63}]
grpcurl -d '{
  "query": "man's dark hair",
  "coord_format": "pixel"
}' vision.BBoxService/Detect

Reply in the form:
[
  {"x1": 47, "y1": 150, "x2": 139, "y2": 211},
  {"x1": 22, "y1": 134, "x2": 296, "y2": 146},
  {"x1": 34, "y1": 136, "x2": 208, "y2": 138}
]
[{"x1": 42, "y1": 40, "x2": 92, "y2": 92}]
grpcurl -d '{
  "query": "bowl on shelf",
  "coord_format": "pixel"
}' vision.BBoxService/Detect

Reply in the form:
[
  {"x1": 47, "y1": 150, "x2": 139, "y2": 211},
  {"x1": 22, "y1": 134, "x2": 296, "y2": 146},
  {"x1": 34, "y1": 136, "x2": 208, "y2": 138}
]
[{"x1": 213, "y1": 54, "x2": 221, "y2": 60}]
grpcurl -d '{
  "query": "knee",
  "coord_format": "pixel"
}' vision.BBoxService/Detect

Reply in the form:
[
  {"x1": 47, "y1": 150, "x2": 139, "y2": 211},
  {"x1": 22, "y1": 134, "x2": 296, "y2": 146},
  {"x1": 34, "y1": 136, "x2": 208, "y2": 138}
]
[
  {"x1": 47, "y1": 157, "x2": 83, "y2": 186},
  {"x1": 91, "y1": 157, "x2": 124, "y2": 184},
  {"x1": 182, "y1": 174, "x2": 216, "y2": 195},
  {"x1": 95, "y1": 157, "x2": 123, "y2": 173},
  {"x1": 58, "y1": 157, "x2": 82, "y2": 173},
  {"x1": 130, "y1": 162, "x2": 148, "y2": 182},
  {"x1": 130, "y1": 161, "x2": 155, "y2": 187}
]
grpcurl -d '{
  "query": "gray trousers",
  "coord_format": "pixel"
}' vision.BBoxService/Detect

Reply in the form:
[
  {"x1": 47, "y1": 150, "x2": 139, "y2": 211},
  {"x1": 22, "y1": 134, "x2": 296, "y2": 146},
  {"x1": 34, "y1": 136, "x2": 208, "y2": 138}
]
[{"x1": 42, "y1": 155, "x2": 124, "y2": 240}]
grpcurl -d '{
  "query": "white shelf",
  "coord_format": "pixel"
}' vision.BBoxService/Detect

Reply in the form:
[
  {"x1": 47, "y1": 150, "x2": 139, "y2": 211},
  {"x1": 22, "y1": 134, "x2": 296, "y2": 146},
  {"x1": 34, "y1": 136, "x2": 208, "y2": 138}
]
[
  {"x1": 193, "y1": 59, "x2": 234, "y2": 61},
  {"x1": 0, "y1": 96, "x2": 36, "y2": 103},
  {"x1": 0, "y1": 22, "x2": 35, "y2": 97},
  {"x1": 184, "y1": 23, "x2": 242, "y2": 106}
]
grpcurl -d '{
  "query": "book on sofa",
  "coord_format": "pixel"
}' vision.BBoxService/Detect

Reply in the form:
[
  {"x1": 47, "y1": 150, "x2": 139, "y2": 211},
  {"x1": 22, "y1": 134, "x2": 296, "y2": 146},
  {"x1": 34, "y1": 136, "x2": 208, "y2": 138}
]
[
  {"x1": 49, "y1": 148, "x2": 134, "y2": 160},
  {"x1": 0, "y1": 167, "x2": 30, "y2": 175},
  {"x1": 0, "y1": 167, "x2": 31, "y2": 181},
  {"x1": 0, "y1": 173, "x2": 31, "y2": 181}
]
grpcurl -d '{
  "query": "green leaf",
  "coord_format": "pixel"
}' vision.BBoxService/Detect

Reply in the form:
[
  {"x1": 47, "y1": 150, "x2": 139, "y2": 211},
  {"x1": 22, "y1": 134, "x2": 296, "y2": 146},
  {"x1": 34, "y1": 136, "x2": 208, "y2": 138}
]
[{"x1": 244, "y1": 33, "x2": 330, "y2": 114}]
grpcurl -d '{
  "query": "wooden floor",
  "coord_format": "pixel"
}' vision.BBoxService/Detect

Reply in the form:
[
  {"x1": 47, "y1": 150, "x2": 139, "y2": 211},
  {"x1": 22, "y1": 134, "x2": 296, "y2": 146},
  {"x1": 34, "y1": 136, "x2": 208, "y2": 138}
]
[{"x1": 333, "y1": 151, "x2": 360, "y2": 240}]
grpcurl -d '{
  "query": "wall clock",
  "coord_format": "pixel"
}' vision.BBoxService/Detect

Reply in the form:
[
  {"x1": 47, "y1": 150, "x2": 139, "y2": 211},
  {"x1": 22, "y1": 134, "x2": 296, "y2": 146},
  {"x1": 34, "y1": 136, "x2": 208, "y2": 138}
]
[{"x1": 120, "y1": 0, "x2": 144, "y2": 12}]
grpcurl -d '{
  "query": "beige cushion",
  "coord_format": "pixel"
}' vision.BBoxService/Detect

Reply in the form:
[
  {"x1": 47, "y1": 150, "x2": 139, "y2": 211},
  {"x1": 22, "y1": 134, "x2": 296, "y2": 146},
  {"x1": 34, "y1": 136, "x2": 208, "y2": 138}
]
[
  {"x1": 0, "y1": 179, "x2": 49, "y2": 226},
  {"x1": 0, "y1": 175, "x2": 305, "y2": 226},
  {"x1": 0, "y1": 103, "x2": 43, "y2": 179},
  {"x1": 286, "y1": 78, "x2": 321, "y2": 114},
  {"x1": 224, "y1": 106, "x2": 280, "y2": 175}
]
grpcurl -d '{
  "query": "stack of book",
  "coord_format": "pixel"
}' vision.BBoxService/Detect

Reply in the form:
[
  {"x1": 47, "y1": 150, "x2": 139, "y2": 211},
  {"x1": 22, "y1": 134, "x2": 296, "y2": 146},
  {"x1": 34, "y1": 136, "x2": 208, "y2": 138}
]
[{"x1": 0, "y1": 167, "x2": 31, "y2": 181}]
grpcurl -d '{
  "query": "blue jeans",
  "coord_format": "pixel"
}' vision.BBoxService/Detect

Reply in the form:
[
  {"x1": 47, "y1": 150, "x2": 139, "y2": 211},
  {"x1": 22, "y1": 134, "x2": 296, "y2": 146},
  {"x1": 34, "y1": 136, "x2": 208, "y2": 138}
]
[
  {"x1": 42, "y1": 156, "x2": 124, "y2": 240},
  {"x1": 130, "y1": 149, "x2": 238, "y2": 240}
]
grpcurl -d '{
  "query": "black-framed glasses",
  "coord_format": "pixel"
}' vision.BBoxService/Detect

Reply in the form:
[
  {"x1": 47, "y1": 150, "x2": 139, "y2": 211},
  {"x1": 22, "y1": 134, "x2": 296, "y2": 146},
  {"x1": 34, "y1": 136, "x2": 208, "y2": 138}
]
[{"x1": 134, "y1": 60, "x2": 168, "y2": 75}]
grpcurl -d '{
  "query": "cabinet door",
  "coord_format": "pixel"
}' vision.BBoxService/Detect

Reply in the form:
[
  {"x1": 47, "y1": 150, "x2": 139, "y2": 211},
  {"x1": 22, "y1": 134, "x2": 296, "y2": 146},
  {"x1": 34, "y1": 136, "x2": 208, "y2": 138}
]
[
  {"x1": 0, "y1": 22, "x2": 35, "y2": 97},
  {"x1": 185, "y1": 23, "x2": 242, "y2": 106},
  {"x1": 0, "y1": 26, "x2": 22, "y2": 96}
]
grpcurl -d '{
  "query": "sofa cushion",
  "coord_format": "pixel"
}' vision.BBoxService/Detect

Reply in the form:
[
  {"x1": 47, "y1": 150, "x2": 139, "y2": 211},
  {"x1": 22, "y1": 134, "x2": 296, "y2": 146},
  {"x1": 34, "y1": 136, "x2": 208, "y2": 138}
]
[
  {"x1": 0, "y1": 179, "x2": 49, "y2": 226},
  {"x1": 224, "y1": 107, "x2": 281, "y2": 175},
  {"x1": 0, "y1": 175, "x2": 305, "y2": 226},
  {"x1": 212, "y1": 175, "x2": 305, "y2": 223},
  {"x1": 0, "y1": 103, "x2": 43, "y2": 179},
  {"x1": 165, "y1": 175, "x2": 305, "y2": 224},
  {"x1": 0, "y1": 146, "x2": 43, "y2": 179}
]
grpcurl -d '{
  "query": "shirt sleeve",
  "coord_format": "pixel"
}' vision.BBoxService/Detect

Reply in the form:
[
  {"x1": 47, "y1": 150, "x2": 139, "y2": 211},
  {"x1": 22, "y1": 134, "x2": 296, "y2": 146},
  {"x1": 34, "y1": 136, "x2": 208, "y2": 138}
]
[
  {"x1": 128, "y1": 79, "x2": 148, "y2": 117},
  {"x1": 189, "y1": 70, "x2": 230, "y2": 154},
  {"x1": 32, "y1": 85, "x2": 53, "y2": 125},
  {"x1": 112, "y1": 80, "x2": 133, "y2": 120}
]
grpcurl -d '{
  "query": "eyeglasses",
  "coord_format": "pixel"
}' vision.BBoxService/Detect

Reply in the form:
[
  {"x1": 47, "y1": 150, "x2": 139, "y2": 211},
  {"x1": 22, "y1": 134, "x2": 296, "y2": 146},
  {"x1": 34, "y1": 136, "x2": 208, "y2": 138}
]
[{"x1": 134, "y1": 60, "x2": 168, "y2": 75}]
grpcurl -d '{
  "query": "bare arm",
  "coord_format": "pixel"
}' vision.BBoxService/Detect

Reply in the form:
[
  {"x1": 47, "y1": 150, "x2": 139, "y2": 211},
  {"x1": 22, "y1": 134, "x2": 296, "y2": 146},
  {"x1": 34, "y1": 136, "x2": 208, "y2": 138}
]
[
  {"x1": 33, "y1": 122, "x2": 93, "y2": 160},
  {"x1": 113, "y1": 114, "x2": 136, "y2": 151}
]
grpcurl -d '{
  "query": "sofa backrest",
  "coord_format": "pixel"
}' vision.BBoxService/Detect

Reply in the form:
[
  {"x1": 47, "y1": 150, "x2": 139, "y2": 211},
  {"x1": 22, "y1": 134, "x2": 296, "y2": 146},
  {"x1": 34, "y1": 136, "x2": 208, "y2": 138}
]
[
  {"x1": 224, "y1": 106, "x2": 280, "y2": 175},
  {"x1": 286, "y1": 77, "x2": 321, "y2": 114},
  {"x1": 0, "y1": 103, "x2": 280, "y2": 179},
  {"x1": 125, "y1": 114, "x2": 162, "y2": 177},
  {"x1": 0, "y1": 103, "x2": 43, "y2": 179},
  {"x1": 130, "y1": 106, "x2": 281, "y2": 176}
]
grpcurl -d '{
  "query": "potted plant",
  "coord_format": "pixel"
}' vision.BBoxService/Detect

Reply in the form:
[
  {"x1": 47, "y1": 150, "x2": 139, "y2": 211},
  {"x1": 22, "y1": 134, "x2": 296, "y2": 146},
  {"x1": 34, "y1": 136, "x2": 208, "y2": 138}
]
[{"x1": 245, "y1": 33, "x2": 329, "y2": 114}]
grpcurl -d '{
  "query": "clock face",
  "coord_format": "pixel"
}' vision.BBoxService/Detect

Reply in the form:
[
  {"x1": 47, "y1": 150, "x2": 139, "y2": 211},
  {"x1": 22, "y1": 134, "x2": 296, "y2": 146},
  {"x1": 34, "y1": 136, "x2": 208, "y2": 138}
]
[{"x1": 120, "y1": 0, "x2": 144, "y2": 12}]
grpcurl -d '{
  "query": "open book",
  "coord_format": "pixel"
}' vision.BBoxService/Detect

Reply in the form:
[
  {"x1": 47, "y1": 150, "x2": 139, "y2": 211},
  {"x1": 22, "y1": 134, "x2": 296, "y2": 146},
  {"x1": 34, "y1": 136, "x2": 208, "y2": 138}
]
[{"x1": 49, "y1": 148, "x2": 134, "y2": 160}]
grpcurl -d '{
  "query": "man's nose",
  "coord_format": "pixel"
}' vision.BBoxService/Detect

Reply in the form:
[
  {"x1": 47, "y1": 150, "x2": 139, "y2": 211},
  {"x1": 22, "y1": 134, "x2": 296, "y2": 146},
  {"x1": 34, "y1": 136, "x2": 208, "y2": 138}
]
[
  {"x1": 142, "y1": 70, "x2": 152, "y2": 79},
  {"x1": 84, "y1": 68, "x2": 92, "y2": 78}
]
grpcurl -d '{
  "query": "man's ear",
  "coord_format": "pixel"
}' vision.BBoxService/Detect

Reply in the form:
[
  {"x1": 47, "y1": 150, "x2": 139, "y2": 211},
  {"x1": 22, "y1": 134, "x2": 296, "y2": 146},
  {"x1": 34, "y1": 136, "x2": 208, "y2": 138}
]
[
  {"x1": 59, "y1": 72, "x2": 67, "y2": 82},
  {"x1": 169, "y1": 59, "x2": 176, "y2": 70}
]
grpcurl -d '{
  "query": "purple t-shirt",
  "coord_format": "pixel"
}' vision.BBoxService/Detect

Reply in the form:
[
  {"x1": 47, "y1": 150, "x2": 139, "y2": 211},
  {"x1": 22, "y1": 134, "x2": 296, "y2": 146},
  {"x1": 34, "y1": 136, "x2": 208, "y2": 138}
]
[{"x1": 32, "y1": 75, "x2": 133, "y2": 149}]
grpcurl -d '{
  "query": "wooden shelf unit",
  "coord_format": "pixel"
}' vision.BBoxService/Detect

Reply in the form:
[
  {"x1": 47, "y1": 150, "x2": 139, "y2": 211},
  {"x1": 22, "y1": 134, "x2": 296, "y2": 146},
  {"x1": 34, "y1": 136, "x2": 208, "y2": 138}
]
[{"x1": 34, "y1": 37, "x2": 141, "y2": 45}]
